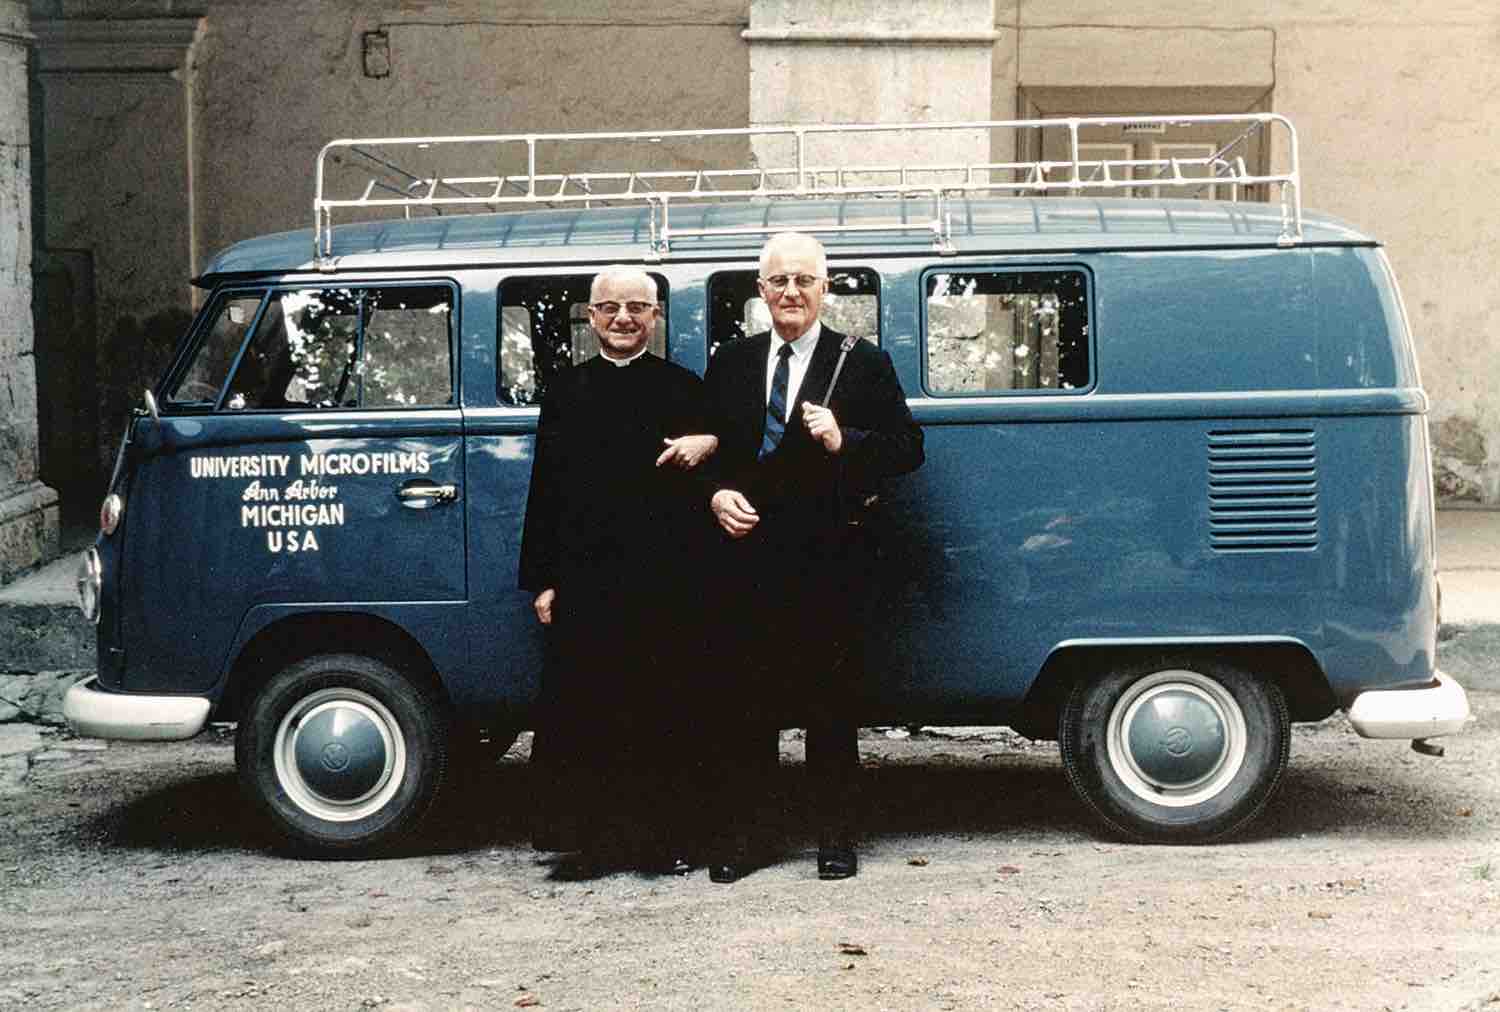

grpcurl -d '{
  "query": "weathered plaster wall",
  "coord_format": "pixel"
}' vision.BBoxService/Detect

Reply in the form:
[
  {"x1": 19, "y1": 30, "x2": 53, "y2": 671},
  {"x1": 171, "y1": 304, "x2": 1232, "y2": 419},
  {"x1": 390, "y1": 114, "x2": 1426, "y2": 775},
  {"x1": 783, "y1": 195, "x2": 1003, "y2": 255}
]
[
  {"x1": 991, "y1": 1, "x2": 1500, "y2": 504},
  {"x1": 0, "y1": 0, "x2": 59, "y2": 582},
  {"x1": 191, "y1": 0, "x2": 751, "y2": 260}
]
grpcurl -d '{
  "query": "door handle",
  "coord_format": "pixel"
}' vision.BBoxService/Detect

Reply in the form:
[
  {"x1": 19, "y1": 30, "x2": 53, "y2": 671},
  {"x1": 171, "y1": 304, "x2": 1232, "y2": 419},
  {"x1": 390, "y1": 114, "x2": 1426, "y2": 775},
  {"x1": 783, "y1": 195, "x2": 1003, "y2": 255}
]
[{"x1": 396, "y1": 481, "x2": 458, "y2": 509}]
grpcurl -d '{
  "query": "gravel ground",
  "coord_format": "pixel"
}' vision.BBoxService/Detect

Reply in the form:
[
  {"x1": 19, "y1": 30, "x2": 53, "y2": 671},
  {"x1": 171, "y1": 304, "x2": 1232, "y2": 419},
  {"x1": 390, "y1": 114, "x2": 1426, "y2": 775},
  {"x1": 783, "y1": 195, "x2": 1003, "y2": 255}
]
[{"x1": 1, "y1": 689, "x2": 1497, "y2": 1012}]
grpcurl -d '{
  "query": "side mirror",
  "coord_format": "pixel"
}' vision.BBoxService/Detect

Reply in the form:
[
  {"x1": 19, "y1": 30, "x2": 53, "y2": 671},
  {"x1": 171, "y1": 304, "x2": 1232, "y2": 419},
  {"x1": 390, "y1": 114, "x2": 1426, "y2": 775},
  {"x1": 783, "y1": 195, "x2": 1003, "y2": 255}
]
[{"x1": 142, "y1": 389, "x2": 160, "y2": 424}]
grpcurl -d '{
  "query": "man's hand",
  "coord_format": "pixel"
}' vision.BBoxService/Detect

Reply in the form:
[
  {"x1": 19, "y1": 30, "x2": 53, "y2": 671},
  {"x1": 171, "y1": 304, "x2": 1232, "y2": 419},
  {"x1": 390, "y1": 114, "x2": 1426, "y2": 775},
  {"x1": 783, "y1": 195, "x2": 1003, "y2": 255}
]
[
  {"x1": 711, "y1": 489, "x2": 759, "y2": 538},
  {"x1": 801, "y1": 402, "x2": 843, "y2": 454},
  {"x1": 533, "y1": 588, "x2": 556, "y2": 625},
  {"x1": 656, "y1": 433, "x2": 719, "y2": 469}
]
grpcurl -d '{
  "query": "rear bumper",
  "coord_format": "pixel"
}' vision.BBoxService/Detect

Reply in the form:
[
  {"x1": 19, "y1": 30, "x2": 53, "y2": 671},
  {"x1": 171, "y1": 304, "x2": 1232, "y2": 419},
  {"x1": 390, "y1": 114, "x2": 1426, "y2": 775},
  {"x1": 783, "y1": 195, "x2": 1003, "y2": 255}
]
[
  {"x1": 62, "y1": 676, "x2": 211, "y2": 741},
  {"x1": 1346, "y1": 670, "x2": 1471, "y2": 739}
]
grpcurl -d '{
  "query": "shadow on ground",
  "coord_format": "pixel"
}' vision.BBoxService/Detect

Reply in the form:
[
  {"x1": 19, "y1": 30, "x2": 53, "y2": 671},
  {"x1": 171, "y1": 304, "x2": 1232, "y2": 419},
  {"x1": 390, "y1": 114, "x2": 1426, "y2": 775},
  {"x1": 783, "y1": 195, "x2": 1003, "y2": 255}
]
[{"x1": 75, "y1": 745, "x2": 1486, "y2": 860}]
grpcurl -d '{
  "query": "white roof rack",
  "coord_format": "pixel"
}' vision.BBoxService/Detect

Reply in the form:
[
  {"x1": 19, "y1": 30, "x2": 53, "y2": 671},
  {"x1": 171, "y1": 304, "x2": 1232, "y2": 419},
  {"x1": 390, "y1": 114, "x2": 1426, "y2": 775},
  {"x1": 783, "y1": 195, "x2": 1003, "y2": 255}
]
[{"x1": 312, "y1": 113, "x2": 1301, "y2": 265}]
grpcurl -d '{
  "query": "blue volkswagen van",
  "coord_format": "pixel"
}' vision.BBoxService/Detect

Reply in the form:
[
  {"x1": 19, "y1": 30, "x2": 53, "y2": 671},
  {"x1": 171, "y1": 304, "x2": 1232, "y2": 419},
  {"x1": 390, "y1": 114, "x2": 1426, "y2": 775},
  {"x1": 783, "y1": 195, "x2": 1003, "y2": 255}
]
[{"x1": 64, "y1": 116, "x2": 1470, "y2": 854}]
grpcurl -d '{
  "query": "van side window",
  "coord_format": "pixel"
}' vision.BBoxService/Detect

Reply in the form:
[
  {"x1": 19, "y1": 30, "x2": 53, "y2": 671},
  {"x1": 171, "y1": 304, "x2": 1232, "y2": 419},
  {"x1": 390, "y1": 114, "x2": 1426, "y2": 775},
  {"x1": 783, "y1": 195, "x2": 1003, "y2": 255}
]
[
  {"x1": 925, "y1": 270, "x2": 1089, "y2": 394},
  {"x1": 498, "y1": 274, "x2": 668, "y2": 407},
  {"x1": 165, "y1": 291, "x2": 265, "y2": 405},
  {"x1": 707, "y1": 268, "x2": 879, "y2": 358},
  {"x1": 218, "y1": 284, "x2": 453, "y2": 410}
]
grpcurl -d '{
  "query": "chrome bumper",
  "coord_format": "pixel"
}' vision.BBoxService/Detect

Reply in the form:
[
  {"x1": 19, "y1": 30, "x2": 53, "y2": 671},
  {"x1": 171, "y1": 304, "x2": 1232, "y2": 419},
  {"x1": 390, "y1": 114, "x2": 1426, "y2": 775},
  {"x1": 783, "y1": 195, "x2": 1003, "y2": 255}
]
[
  {"x1": 1346, "y1": 670, "x2": 1471, "y2": 739},
  {"x1": 62, "y1": 676, "x2": 211, "y2": 741}
]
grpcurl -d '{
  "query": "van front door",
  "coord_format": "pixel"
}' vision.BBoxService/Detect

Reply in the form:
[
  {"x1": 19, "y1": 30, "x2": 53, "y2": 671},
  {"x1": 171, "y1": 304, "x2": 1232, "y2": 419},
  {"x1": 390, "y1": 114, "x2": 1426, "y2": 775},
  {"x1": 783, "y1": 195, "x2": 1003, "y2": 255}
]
[{"x1": 120, "y1": 282, "x2": 465, "y2": 696}]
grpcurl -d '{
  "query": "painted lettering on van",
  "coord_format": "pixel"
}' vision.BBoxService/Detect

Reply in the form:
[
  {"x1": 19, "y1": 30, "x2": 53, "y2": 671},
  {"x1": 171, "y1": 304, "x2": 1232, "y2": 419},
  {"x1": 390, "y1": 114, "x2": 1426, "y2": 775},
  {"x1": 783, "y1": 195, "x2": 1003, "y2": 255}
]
[
  {"x1": 241, "y1": 497, "x2": 346, "y2": 554},
  {"x1": 265, "y1": 530, "x2": 319, "y2": 553},
  {"x1": 240, "y1": 478, "x2": 340, "y2": 503},
  {"x1": 298, "y1": 451, "x2": 430, "y2": 476},
  {"x1": 240, "y1": 503, "x2": 346, "y2": 528},
  {"x1": 190, "y1": 454, "x2": 291, "y2": 479},
  {"x1": 190, "y1": 449, "x2": 429, "y2": 554}
]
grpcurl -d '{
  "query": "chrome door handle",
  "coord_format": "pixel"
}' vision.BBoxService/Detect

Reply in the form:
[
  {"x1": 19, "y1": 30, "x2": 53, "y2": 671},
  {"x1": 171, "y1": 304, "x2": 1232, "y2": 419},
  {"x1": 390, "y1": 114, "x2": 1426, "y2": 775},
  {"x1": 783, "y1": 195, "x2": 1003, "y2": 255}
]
[{"x1": 396, "y1": 482, "x2": 458, "y2": 509}]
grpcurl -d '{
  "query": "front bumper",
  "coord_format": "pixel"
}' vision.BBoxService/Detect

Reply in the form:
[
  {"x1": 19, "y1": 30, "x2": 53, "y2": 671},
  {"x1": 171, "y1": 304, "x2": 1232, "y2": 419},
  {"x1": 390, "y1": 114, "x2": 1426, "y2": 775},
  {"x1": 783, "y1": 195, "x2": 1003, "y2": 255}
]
[
  {"x1": 62, "y1": 676, "x2": 211, "y2": 741},
  {"x1": 1346, "y1": 670, "x2": 1471, "y2": 739}
]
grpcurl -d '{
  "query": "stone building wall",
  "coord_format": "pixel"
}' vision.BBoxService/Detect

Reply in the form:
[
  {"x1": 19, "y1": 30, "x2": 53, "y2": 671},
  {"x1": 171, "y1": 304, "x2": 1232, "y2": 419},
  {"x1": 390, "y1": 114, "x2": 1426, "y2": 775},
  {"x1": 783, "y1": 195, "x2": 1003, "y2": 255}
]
[
  {"x1": 5, "y1": 0, "x2": 1498, "y2": 579},
  {"x1": 0, "y1": 0, "x2": 58, "y2": 583}
]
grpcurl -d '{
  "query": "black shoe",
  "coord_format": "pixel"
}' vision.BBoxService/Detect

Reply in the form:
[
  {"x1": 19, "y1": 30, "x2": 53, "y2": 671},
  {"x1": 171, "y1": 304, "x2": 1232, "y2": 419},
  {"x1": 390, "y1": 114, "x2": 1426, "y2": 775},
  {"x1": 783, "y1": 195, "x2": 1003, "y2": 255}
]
[
  {"x1": 708, "y1": 859, "x2": 744, "y2": 884},
  {"x1": 707, "y1": 830, "x2": 755, "y2": 884},
  {"x1": 661, "y1": 852, "x2": 694, "y2": 877},
  {"x1": 817, "y1": 843, "x2": 858, "y2": 880},
  {"x1": 708, "y1": 839, "x2": 757, "y2": 883}
]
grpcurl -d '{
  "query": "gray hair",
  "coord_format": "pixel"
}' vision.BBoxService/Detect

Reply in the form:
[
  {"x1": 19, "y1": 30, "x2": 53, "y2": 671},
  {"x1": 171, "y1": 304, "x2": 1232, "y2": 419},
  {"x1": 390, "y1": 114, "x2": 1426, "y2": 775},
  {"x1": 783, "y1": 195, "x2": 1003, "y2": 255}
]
[
  {"x1": 590, "y1": 265, "x2": 658, "y2": 303},
  {"x1": 758, "y1": 231, "x2": 828, "y2": 277}
]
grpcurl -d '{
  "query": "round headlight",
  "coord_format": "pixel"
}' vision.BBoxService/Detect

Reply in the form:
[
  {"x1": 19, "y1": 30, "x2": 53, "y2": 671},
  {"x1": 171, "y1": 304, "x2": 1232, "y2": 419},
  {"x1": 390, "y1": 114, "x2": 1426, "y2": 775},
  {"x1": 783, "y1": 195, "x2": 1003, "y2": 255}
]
[
  {"x1": 76, "y1": 547, "x2": 102, "y2": 624},
  {"x1": 100, "y1": 493, "x2": 124, "y2": 535}
]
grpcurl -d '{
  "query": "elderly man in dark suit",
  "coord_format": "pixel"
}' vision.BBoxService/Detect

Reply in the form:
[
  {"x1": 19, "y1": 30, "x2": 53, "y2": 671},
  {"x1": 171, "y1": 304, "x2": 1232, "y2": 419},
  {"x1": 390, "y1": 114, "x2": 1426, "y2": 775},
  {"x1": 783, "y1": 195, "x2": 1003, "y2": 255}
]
[{"x1": 701, "y1": 231, "x2": 925, "y2": 882}]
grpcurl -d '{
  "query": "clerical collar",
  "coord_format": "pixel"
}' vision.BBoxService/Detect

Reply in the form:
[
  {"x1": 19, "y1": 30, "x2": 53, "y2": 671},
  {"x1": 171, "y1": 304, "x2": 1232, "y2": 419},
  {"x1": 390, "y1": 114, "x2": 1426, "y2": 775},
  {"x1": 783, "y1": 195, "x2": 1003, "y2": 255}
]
[
  {"x1": 599, "y1": 347, "x2": 648, "y2": 367},
  {"x1": 771, "y1": 320, "x2": 821, "y2": 360}
]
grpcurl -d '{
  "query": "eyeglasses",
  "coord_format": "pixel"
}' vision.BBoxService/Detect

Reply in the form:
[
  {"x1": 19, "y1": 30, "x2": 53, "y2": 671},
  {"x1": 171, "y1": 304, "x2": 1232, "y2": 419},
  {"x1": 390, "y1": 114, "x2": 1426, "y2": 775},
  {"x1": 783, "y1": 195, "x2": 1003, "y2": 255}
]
[
  {"x1": 589, "y1": 300, "x2": 657, "y2": 316},
  {"x1": 759, "y1": 274, "x2": 825, "y2": 292}
]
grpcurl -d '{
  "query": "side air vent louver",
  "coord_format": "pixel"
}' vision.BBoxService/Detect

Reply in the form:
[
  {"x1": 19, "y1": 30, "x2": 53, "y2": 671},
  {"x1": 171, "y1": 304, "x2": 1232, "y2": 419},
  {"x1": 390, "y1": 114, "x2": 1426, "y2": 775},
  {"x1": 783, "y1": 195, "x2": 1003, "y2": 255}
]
[{"x1": 1208, "y1": 429, "x2": 1317, "y2": 552}]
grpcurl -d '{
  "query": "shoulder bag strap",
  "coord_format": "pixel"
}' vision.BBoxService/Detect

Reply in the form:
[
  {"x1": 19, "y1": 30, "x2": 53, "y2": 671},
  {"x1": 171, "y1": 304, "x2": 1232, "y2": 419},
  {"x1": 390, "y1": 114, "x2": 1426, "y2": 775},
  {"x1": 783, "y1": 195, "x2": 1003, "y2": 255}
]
[{"x1": 821, "y1": 335, "x2": 860, "y2": 404}]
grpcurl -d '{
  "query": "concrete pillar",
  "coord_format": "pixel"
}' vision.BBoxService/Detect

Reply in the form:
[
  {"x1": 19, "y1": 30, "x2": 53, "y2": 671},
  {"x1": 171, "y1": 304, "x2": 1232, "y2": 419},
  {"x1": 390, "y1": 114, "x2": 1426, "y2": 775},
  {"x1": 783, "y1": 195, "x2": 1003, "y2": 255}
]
[
  {"x1": 0, "y1": 0, "x2": 59, "y2": 584},
  {"x1": 744, "y1": 0, "x2": 998, "y2": 180}
]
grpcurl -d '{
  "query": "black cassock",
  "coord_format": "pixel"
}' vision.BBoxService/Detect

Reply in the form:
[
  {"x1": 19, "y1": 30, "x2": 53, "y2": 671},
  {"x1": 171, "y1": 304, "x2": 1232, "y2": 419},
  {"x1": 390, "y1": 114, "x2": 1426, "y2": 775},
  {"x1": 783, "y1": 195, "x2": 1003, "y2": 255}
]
[{"x1": 518, "y1": 353, "x2": 710, "y2": 842}]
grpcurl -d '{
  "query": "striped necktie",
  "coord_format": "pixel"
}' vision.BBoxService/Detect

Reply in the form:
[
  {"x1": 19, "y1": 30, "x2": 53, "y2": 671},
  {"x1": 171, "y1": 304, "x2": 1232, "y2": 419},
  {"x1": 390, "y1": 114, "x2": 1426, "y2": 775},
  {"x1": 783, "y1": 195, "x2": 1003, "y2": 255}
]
[{"x1": 758, "y1": 343, "x2": 794, "y2": 460}]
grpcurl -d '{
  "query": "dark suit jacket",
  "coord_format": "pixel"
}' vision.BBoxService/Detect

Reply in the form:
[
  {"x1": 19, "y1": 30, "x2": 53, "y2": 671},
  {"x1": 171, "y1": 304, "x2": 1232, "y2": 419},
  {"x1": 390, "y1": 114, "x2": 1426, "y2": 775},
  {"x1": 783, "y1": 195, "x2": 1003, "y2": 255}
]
[
  {"x1": 700, "y1": 327, "x2": 922, "y2": 725},
  {"x1": 702, "y1": 326, "x2": 924, "y2": 547}
]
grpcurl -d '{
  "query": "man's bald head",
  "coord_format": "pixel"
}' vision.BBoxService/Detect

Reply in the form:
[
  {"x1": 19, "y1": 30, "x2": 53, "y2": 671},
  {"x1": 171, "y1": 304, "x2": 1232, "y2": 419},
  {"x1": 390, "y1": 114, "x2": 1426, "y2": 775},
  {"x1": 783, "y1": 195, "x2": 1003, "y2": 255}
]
[{"x1": 590, "y1": 265, "x2": 657, "y2": 304}]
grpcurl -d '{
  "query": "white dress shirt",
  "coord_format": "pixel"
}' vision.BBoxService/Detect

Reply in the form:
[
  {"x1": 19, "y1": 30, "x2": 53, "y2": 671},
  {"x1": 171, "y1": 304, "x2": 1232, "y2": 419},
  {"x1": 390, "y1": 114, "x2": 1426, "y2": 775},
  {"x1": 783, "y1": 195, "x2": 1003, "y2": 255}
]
[{"x1": 766, "y1": 321, "x2": 822, "y2": 411}]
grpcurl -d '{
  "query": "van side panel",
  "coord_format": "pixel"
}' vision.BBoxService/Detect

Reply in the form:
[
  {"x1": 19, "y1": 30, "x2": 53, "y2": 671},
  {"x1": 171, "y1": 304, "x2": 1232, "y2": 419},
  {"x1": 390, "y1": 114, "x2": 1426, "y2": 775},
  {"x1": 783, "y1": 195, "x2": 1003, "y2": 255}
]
[
  {"x1": 874, "y1": 413, "x2": 1326, "y2": 713},
  {"x1": 459, "y1": 418, "x2": 544, "y2": 716},
  {"x1": 1313, "y1": 246, "x2": 1421, "y2": 390},
  {"x1": 1314, "y1": 416, "x2": 1437, "y2": 698},
  {"x1": 454, "y1": 276, "x2": 543, "y2": 718},
  {"x1": 118, "y1": 413, "x2": 467, "y2": 696},
  {"x1": 1098, "y1": 248, "x2": 1404, "y2": 395},
  {"x1": 876, "y1": 245, "x2": 1432, "y2": 717}
]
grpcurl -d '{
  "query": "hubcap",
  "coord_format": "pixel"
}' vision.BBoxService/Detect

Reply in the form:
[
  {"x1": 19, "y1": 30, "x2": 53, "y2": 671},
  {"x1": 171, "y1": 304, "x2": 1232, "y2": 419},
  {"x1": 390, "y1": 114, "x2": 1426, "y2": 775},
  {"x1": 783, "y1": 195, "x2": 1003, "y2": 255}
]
[
  {"x1": 1106, "y1": 670, "x2": 1247, "y2": 808},
  {"x1": 273, "y1": 687, "x2": 406, "y2": 822}
]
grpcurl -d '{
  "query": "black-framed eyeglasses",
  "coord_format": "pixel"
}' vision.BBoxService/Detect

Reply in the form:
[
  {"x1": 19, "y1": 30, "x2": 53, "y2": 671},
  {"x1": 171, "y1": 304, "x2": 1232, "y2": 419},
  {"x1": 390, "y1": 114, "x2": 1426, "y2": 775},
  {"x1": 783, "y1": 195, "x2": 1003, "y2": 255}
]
[
  {"x1": 759, "y1": 274, "x2": 825, "y2": 292},
  {"x1": 589, "y1": 300, "x2": 657, "y2": 316}
]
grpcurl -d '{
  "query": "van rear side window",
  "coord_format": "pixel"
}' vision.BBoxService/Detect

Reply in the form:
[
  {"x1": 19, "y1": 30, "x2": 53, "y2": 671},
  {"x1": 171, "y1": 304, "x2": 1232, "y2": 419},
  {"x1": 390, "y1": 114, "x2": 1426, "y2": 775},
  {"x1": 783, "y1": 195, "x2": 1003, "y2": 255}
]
[
  {"x1": 925, "y1": 269, "x2": 1089, "y2": 394},
  {"x1": 498, "y1": 274, "x2": 669, "y2": 407}
]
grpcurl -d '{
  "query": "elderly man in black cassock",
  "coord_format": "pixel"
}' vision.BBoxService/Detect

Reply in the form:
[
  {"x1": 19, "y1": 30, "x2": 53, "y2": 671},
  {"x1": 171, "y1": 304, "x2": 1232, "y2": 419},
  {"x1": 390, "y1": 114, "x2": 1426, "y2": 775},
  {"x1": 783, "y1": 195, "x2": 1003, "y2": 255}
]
[{"x1": 518, "y1": 265, "x2": 717, "y2": 878}]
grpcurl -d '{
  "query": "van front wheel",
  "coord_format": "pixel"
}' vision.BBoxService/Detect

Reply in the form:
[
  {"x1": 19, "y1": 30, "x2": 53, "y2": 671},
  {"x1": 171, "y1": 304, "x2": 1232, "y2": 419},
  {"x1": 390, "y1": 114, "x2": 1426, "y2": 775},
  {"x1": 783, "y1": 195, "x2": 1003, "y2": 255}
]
[
  {"x1": 236, "y1": 653, "x2": 448, "y2": 856},
  {"x1": 1059, "y1": 660, "x2": 1289, "y2": 843}
]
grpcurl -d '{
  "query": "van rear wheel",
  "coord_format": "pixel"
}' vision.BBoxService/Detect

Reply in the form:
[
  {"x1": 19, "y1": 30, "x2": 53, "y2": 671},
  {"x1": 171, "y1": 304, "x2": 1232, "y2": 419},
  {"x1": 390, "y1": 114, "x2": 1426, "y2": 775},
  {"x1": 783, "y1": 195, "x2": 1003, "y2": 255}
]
[
  {"x1": 236, "y1": 653, "x2": 448, "y2": 856},
  {"x1": 1059, "y1": 659, "x2": 1289, "y2": 843}
]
